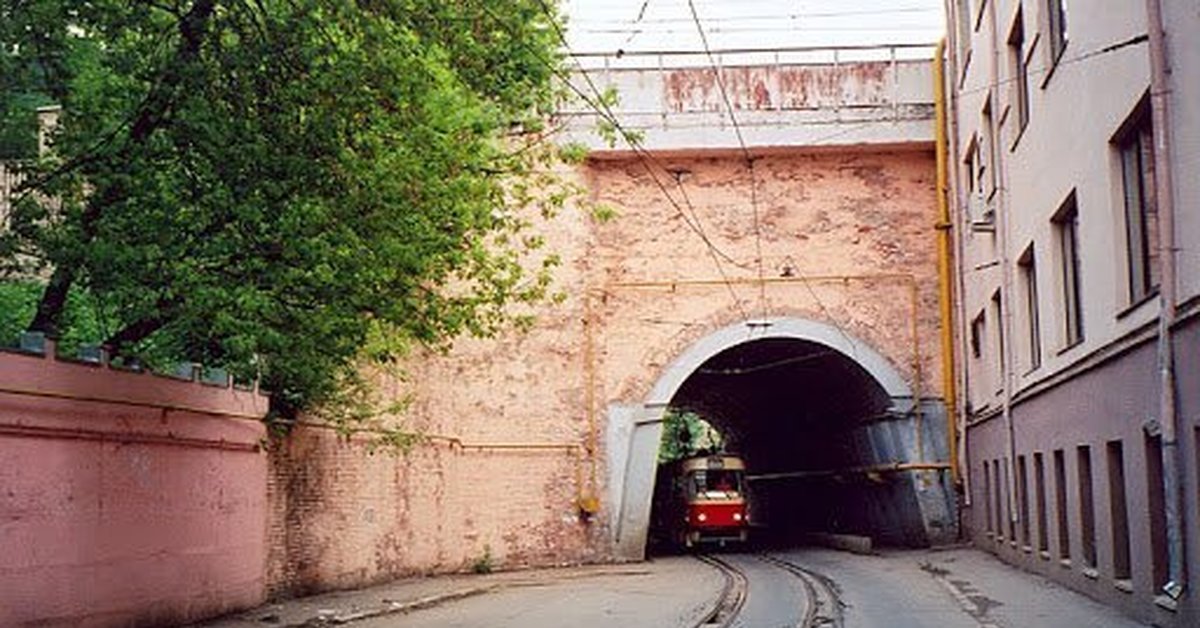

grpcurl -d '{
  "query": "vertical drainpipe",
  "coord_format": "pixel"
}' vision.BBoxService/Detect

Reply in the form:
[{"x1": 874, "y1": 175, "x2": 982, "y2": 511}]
[
  {"x1": 933, "y1": 40, "x2": 961, "y2": 489},
  {"x1": 1145, "y1": 0, "x2": 1185, "y2": 601},
  {"x1": 942, "y1": 0, "x2": 972, "y2": 507},
  {"x1": 985, "y1": 0, "x2": 1020, "y2": 540}
]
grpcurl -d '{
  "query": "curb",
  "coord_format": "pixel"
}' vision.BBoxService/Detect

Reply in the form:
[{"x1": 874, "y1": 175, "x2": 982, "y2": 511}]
[{"x1": 284, "y1": 585, "x2": 501, "y2": 627}]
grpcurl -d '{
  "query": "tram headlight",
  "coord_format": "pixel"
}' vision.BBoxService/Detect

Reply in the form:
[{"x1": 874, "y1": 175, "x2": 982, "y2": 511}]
[
  {"x1": 697, "y1": 512, "x2": 707, "y2": 522},
  {"x1": 733, "y1": 512, "x2": 742, "y2": 522}
]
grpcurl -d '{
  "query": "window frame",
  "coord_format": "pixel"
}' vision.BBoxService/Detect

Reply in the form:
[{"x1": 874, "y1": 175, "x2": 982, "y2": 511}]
[
  {"x1": 1112, "y1": 96, "x2": 1159, "y2": 306},
  {"x1": 1052, "y1": 192, "x2": 1084, "y2": 349},
  {"x1": 1041, "y1": 0, "x2": 1069, "y2": 84},
  {"x1": 1018, "y1": 245, "x2": 1041, "y2": 372},
  {"x1": 1008, "y1": 6, "x2": 1031, "y2": 144}
]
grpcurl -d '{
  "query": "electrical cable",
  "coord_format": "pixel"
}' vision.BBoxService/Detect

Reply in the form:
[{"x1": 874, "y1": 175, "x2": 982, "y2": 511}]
[
  {"x1": 526, "y1": 0, "x2": 753, "y2": 321},
  {"x1": 686, "y1": 0, "x2": 767, "y2": 320}
]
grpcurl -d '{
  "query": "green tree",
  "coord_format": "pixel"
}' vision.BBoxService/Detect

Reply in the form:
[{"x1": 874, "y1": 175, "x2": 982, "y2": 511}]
[
  {"x1": 0, "y1": 0, "x2": 578, "y2": 421},
  {"x1": 659, "y1": 408, "x2": 724, "y2": 463}
]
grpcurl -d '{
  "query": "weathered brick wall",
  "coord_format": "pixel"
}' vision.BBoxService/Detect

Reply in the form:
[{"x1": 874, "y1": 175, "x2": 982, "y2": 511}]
[
  {"x1": 262, "y1": 184, "x2": 606, "y2": 596},
  {"x1": 585, "y1": 149, "x2": 943, "y2": 405},
  {"x1": 0, "y1": 348, "x2": 268, "y2": 627},
  {"x1": 0, "y1": 146, "x2": 944, "y2": 618},
  {"x1": 260, "y1": 147, "x2": 944, "y2": 596}
]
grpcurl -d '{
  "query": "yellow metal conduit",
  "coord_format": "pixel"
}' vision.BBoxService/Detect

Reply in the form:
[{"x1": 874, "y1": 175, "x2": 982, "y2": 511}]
[
  {"x1": 291, "y1": 419, "x2": 598, "y2": 515},
  {"x1": 933, "y1": 40, "x2": 961, "y2": 487},
  {"x1": 747, "y1": 461, "x2": 952, "y2": 482},
  {"x1": 0, "y1": 382, "x2": 597, "y2": 512}
]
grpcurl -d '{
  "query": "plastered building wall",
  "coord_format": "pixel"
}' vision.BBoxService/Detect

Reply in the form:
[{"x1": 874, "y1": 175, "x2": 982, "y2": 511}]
[{"x1": 946, "y1": 0, "x2": 1200, "y2": 624}]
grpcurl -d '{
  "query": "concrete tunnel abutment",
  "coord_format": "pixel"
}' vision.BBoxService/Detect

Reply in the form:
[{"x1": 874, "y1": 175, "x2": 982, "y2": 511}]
[{"x1": 606, "y1": 316, "x2": 957, "y2": 560}]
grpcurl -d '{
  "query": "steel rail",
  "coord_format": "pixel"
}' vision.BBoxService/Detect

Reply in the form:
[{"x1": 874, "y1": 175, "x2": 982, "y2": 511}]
[
  {"x1": 693, "y1": 554, "x2": 748, "y2": 628},
  {"x1": 757, "y1": 553, "x2": 845, "y2": 628}
]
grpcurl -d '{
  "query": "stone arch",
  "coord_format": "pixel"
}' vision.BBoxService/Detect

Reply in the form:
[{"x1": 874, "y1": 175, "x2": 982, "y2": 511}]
[{"x1": 607, "y1": 316, "x2": 923, "y2": 559}]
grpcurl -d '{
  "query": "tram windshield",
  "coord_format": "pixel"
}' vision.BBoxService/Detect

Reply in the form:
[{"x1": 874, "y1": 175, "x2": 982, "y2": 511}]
[{"x1": 687, "y1": 469, "x2": 743, "y2": 499}]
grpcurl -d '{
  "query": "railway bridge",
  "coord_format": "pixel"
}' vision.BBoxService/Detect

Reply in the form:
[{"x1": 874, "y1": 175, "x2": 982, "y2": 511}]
[{"x1": 550, "y1": 44, "x2": 956, "y2": 560}]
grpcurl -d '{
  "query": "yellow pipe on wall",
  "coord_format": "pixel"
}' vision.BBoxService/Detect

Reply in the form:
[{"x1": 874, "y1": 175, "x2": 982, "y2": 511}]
[{"x1": 933, "y1": 40, "x2": 961, "y2": 487}]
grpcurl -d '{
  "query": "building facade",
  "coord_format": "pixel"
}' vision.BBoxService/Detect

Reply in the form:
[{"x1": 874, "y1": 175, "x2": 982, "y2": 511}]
[{"x1": 944, "y1": 0, "x2": 1199, "y2": 624}]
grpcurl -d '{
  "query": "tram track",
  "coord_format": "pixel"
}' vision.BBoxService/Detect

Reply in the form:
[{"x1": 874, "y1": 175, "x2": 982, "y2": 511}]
[
  {"x1": 758, "y1": 553, "x2": 845, "y2": 628},
  {"x1": 695, "y1": 552, "x2": 842, "y2": 628},
  {"x1": 693, "y1": 554, "x2": 748, "y2": 628}
]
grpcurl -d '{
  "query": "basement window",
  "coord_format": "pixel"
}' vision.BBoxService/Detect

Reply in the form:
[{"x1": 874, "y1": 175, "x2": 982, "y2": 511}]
[
  {"x1": 1108, "y1": 441, "x2": 1131, "y2": 581},
  {"x1": 1077, "y1": 445, "x2": 1096, "y2": 569},
  {"x1": 1145, "y1": 433, "x2": 1168, "y2": 590},
  {"x1": 1034, "y1": 452, "x2": 1049, "y2": 556},
  {"x1": 1018, "y1": 455, "x2": 1031, "y2": 549},
  {"x1": 1053, "y1": 449, "x2": 1070, "y2": 562}
]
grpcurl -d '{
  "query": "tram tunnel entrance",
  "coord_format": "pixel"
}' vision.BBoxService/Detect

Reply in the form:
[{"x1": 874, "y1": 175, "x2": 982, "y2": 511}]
[{"x1": 612, "y1": 318, "x2": 957, "y2": 559}]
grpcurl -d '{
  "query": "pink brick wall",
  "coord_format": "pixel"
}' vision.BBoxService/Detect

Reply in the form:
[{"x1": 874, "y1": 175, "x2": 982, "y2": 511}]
[
  {"x1": 0, "y1": 147, "x2": 943, "y2": 617},
  {"x1": 0, "y1": 349, "x2": 268, "y2": 627}
]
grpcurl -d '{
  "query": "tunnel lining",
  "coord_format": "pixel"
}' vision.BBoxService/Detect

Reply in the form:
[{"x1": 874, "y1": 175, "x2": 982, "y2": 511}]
[{"x1": 612, "y1": 316, "x2": 928, "y2": 559}]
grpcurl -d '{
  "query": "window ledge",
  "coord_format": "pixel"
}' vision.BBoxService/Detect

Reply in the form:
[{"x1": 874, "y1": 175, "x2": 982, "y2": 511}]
[
  {"x1": 1010, "y1": 123, "x2": 1027, "y2": 152},
  {"x1": 1059, "y1": 558, "x2": 1072, "y2": 569},
  {"x1": 1039, "y1": 550, "x2": 1051, "y2": 560},
  {"x1": 1154, "y1": 594, "x2": 1178, "y2": 612},
  {"x1": 1040, "y1": 44, "x2": 1068, "y2": 89},
  {"x1": 1116, "y1": 289, "x2": 1159, "y2": 321},
  {"x1": 1114, "y1": 579, "x2": 1134, "y2": 593},
  {"x1": 1055, "y1": 337, "x2": 1084, "y2": 357},
  {"x1": 1082, "y1": 567, "x2": 1100, "y2": 580}
]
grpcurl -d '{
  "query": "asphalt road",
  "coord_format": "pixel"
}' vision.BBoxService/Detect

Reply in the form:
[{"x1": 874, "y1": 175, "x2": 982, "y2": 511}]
[{"x1": 204, "y1": 547, "x2": 1152, "y2": 628}]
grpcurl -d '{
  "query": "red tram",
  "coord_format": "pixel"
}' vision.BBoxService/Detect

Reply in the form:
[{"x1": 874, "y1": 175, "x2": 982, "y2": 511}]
[{"x1": 652, "y1": 454, "x2": 750, "y2": 549}]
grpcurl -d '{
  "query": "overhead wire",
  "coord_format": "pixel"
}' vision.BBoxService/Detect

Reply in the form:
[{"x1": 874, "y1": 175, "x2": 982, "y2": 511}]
[
  {"x1": 685, "y1": 0, "x2": 767, "y2": 321},
  {"x1": 697, "y1": 350, "x2": 839, "y2": 375},
  {"x1": 954, "y1": 32, "x2": 1149, "y2": 99},
  {"x1": 685, "y1": 0, "x2": 866, "y2": 352},
  {"x1": 521, "y1": 0, "x2": 753, "y2": 321},
  {"x1": 572, "y1": 6, "x2": 940, "y2": 25}
]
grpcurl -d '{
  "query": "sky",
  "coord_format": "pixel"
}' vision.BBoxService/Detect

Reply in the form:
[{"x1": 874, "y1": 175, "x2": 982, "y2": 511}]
[{"x1": 560, "y1": 0, "x2": 948, "y2": 55}]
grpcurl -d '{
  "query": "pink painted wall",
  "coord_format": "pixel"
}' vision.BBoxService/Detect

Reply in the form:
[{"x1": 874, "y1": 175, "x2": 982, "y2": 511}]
[{"x1": 0, "y1": 348, "x2": 269, "y2": 627}]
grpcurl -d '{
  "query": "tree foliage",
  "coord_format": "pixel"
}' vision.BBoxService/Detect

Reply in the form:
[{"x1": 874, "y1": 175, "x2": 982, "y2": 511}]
[
  {"x1": 659, "y1": 408, "x2": 724, "y2": 463},
  {"x1": 0, "y1": 0, "x2": 579, "y2": 420}
]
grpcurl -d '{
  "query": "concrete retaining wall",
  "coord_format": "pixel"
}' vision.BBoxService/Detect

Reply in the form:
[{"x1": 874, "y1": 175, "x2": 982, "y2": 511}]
[{"x1": 0, "y1": 348, "x2": 268, "y2": 627}]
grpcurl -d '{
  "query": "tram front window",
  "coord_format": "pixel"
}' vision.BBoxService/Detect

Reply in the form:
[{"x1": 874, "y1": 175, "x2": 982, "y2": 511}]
[{"x1": 689, "y1": 470, "x2": 742, "y2": 499}]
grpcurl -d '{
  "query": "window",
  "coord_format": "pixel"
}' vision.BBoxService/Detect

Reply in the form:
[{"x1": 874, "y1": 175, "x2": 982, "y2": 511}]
[
  {"x1": 970, "y1": 311, "x2": 985, "y2": 359},
  {"x1": 1008, "y1": 7, "x2": 1030, "y2": 138},
  {"x1": 1044, "y1": 0, "x2": 1068, "y2": 67},
  {"x1": 1115, "y1": 99, "x2": 1159, "y2": 303},
  {"x1": 1107, "y1": 440, "x2": 1131, "y2": 581},
  {"x1": 1004, "y1": 458, "x2": 1016, "y2": 542},
  {"x1": 994, "y1": 459, "x2": 1006, "y2": 541},
  {"x1": 1145, "y1": 434, "x2": 1168, "y2": 589},
  {"x1": 956, "y1": 0, "x2": 974, "y2": 75},
  {"x1": 1053, "y1": 449, "x2": 1070, "y2": 561},
  {"x1": 984, "y1": 460, "x2": 994, "y2": 535},
  {"x1": 1018, "y1": 246, "x2": 1041, "y2": 370},
  {"x1": 1053, "y1": 193, "x2": 1083, "y2": 346},
  {"x1": 1018, "y1": 455, "x2": 1031, "y2": 548},
  {"x1": 991, "y1": 290, "x2": 1005, "y2": 392},
  {"x1": 1077, "y1": 445, "x2": 1096, "y2": 569},
  {"x1": 1034, "y1": 452, "x2": 1049, "y2": 555},
  {"x1": 982, "y1": 97, "x2": 997, "y2": 197}
]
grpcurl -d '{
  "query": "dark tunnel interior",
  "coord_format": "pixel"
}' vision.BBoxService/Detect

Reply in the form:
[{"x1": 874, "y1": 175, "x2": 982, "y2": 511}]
[{"x1": 650, "y1": 337, "x2": 931, "y2": 551}]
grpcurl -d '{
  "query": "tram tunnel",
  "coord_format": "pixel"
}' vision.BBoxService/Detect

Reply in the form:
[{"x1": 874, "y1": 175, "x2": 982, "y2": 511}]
[{"x1": 647, "y1": 335, "x2": 956, "y2": 552}]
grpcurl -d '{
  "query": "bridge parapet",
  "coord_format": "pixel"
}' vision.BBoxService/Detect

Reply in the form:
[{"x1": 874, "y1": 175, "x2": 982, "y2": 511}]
[{"x1": 560, "y1": 44, "x2": 935, "y2": 154}]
